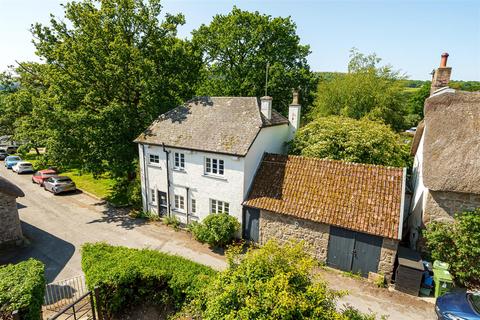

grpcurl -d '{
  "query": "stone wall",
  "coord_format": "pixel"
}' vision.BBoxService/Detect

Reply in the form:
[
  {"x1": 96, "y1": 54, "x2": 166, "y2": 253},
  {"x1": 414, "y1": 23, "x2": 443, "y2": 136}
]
[
  {"x1": 377, "y1": 238, "x2": 399, "y2": 281},
  {"x1": 259, "y1": 210, "x2": 330, "y2": 262},
  {"x1": 424, "y1": 190, "x2": 480, "y2": 224},
  {"x1": 0, "y1": 193, "x2": 23, "y2": 245}
]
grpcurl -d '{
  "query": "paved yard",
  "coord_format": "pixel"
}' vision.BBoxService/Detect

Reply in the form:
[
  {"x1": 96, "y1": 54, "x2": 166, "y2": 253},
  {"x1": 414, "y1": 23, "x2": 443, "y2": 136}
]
[
  {"x1": 0, "y1": 164, "x2": 436, "y2": 319},
  {"x1": 0, "y1": 165, "x2": 226, "y2": 282}
]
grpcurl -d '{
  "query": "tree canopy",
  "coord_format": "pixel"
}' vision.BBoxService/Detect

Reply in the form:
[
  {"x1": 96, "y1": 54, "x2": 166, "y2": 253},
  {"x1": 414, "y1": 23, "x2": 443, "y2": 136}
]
[
  {"x1": 192, "y1": 6, "x2": 316, "y2": 114},
  {"x1": 290, "y1": 116, "x2": 411, "y2": 168},
  {"x1": 24, "y1": 0, "x2": 202, "y2": 176},
  {"x1": 311, "y1": 48, "x2": 408, "y2": 131}
]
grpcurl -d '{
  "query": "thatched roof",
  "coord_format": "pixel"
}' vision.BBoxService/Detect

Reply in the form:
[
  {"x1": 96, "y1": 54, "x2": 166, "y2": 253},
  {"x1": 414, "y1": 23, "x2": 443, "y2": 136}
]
[
  {"x1": 422, "y1": 90, "x2": 480, "y2": 194},
  {"x1": 0, "y1": 176, "x2": 24, "y2": 197}
]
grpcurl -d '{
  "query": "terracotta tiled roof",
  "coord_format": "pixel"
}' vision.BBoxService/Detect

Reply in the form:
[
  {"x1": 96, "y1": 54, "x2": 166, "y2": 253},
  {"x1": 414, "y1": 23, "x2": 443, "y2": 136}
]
[{"x1": 244, "y1": 154, "x2": 405, "y2": 239}]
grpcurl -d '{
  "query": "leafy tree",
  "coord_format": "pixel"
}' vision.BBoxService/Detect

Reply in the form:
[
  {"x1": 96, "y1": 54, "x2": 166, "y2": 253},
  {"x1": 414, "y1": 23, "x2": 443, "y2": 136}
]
[
  {"x1": 404, "y1": 81, "x2": 430, "y2": 127},
  {"x1": 196, "y1": 240, "x2": 353, "y2": 320},
  {"x1": 30, "y1": 0, "x2": 202, "y2": 177},
  {"x1": 311, "y1": 48, "x2": 408, "y2": 131},
  {"x1": 424, "y1": 209, "x2": 480, "y2": 288},
  {"x1": 192, "y1": 7, "x2": 316, "y2": 115},
  {"x1": 189, "y1": 213, "x2": 240, "y2": 247},
  {"x1": 290, "y1": 116, "x2": 410, "y2": 168}
]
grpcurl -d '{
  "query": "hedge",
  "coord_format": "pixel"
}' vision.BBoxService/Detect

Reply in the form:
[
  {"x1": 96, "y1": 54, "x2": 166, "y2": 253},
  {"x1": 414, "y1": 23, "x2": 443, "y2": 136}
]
[
  {"x1": 81, "y1": 243, "x2": 217, "y2": 316},
  {"x1": 0, "y1": 259, "x2": 46, "y2": 320}
]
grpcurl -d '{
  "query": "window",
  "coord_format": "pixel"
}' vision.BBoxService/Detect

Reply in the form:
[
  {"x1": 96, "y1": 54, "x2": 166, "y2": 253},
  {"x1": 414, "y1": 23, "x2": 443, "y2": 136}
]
[
  {"x1": 174, "y1": 152, "x2": 185, "y2": 170},
  {"x1": 149, "y1": 154, "x2": 160, "y2": 164},
  {"x1": 191, "y1": 198, "x2": 196, "y2": 214},
  {"x1": 205, "y1": 157, "x2": 224, "y2": 175},
  {"x1": 210, "y1": 199, "x2": 229, "y2": 214},
  {"x1": 150, "y1": 189, "x2": 156, "y2": 203},
  {"x1": 174, "y1": 195, "x2": 185, "y2": 210}
]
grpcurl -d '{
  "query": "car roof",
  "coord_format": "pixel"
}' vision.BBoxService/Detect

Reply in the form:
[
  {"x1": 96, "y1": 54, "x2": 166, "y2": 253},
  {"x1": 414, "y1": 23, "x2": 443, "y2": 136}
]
[
  {"x1": 53, "y1": 176, "x2": 71, "y2": 180},
  {"x1": 39, "y1": 169, "x2": 57, "y2": 174}
]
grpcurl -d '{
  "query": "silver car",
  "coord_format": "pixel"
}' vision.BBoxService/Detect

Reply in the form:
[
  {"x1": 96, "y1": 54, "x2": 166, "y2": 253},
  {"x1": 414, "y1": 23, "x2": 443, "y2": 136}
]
[
  {"x1": 0, "y1": 149, "x2": 7, "y2": 160},
  {"x1": 43, "y1": 176, "x2": 76, "y2": 195}
]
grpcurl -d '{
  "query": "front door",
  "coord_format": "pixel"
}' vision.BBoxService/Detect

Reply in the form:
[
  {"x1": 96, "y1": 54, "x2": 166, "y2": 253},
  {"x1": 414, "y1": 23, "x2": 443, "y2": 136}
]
[
  {"x1": 243, "y1": 207, "x2": 260, "y2": 243},
  {"x1": 158, "y1": 191, "x2": 168, "y2": 216}
]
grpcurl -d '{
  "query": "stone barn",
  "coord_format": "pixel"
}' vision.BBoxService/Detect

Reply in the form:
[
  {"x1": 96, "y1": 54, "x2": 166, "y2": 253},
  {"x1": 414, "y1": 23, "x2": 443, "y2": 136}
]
[
  {"x1": 243, "y1": 154, "x2": 406, "y2": 281},
  {"x1": 0, "y1": 176, "x2": 24, "y2": 247}
]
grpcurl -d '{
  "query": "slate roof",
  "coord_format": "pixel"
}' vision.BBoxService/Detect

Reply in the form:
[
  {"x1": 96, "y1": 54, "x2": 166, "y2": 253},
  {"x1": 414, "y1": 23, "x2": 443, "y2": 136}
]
[
  {"x1": 422, "y1": 90, "x2": 480, "y2": 194},
  {"x1": 0, "y1": 176, "x2": 24, "y2": 198},
  {"x1": 135, "y1": 97, "x2": 288, "y2": 156},
  {"x1": 244, "y1": 154, "x2": 405, "y2": 239}
]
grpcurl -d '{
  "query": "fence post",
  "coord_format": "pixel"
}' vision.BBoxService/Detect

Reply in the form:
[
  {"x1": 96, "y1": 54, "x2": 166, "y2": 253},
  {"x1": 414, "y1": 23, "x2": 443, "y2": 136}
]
[
  {"x1": 89, "y1": 291, "x2": 96, "y2": 320},
  {"x1": 93, "y1": 287, "x2": 104, "y2": 320},
  {"x1": 11, "y1": 310, "x2": 20, "y2": 320}
]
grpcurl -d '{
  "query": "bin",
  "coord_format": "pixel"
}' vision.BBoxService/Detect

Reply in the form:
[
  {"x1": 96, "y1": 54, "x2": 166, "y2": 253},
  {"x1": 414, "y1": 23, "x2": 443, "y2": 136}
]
[
  {"x1": 433, "y1": 260, "x2": 449, "y2": 271},
  {"x1": 433, "y1": 269, "x2": 453, "y2": 297}
]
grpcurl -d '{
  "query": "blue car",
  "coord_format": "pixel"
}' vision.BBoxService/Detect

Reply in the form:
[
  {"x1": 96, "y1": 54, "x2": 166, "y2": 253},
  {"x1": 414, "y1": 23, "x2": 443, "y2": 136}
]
[
  {"x1": 436, "y1": 291, "x2": 480, "y2": 319},
  {"x1": 4, "y1": 156, "x2": 22, "y2": 169}
]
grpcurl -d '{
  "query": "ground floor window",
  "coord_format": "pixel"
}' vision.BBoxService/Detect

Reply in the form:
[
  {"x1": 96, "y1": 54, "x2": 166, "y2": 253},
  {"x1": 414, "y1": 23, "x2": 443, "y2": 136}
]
[
  {"x1": 210, "y1": 199, "x2": 229, "y2": 214},
  {"x1": 175, "y1": 194, "x2": 185, "y2": 210},
  {"x1": 150, "y1": 189, "x2": 156, "y2": 203},
  {"x1": 191, "y1": 198, "x2": 196, "y2": 214}
]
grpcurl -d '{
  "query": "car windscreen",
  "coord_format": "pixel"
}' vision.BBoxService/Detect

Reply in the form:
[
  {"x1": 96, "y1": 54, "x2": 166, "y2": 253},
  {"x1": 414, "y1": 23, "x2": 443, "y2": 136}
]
[
  {"x1": 10, "y1": 157, "x2": 20, "y2": 161},
  {"x1": 20, "y1": 163, "x2": 32, "y2": 167},
  {"x1": 56, "y1": 178, "x2": 73, "y2": 183},
  {"x1": 469, "y1": 293, "x2": 480, "y2": 313}
]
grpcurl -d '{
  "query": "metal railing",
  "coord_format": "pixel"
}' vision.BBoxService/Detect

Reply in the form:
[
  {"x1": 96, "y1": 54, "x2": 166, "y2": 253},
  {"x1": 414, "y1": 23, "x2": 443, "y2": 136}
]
[
  {"x1": 44, "y1": 275, "x2": 88, "y2": 312},
  {"x1": 48, "y1": 291, "x2": 96, "y2": 320}
]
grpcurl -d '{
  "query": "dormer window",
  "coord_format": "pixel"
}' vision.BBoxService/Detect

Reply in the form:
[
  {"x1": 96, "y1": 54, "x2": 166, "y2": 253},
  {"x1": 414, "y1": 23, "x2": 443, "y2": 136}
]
[
  {"x1": 205, "y1": 157, "x2": 224, "y2": 176},
  {"x1": 174, "y1": 152, "x2": 185, "y2": 170}
]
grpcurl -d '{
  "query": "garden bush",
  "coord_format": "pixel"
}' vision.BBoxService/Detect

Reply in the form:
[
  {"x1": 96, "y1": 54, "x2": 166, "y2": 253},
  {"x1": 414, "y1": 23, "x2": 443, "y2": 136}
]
[
  {"x1": 424, "y1": 209, "x2": 480, "y2": 287},
  {"x1": 0, "y1": 259, "x2": 45, "y2": 320},
  {"x1": 81, "y1": 243, "x2": 216, "y2": 317},
  {"x1": 189, "y1": 213, "x2": 240, "y2": 247},
  {"x1": 192, "y1": 240, "x2": 372, "y2": 320}
]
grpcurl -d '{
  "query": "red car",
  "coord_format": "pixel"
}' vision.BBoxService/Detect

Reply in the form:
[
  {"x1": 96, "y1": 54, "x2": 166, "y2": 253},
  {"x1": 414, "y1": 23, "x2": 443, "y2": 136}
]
[{"x1": 32, "y1": 169, "x2": 58, "y2": 186}]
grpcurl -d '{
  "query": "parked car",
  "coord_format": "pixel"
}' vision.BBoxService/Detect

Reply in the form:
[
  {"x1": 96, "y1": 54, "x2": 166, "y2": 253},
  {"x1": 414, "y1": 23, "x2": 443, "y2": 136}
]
[
  {"x1": 43, "y1": 176, "x2": 76, "y2": 195},
  {"x1": 436, "y1": 291, "x2": 480, "y2": 319},
  {"x1": 4, "y1": 156, "x2": 22, "y2": 169},
  {"x1": 12, "y1": 161, "x2": 34, "y2": 174},
  {"x1": 32, "y1": 169, "x2": 58, "y2": 186},
  {"x1": 0, "y1": 148, "x2": 7, "y2": 160},
  {"x1": 5, "y1": 145, "x2": 18, "y2": 154}
]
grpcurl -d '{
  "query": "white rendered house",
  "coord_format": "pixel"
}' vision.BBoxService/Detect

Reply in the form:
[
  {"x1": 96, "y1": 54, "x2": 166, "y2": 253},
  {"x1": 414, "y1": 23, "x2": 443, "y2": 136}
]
[{"x1": 134, "y1": 94, "x2": 301, "y2": 227}]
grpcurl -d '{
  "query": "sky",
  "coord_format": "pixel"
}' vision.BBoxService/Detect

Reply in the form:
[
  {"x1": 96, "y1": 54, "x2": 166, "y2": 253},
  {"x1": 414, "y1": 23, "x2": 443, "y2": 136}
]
[{"x1": 0, "y1": 0, "x2": 479, "y2": 80}]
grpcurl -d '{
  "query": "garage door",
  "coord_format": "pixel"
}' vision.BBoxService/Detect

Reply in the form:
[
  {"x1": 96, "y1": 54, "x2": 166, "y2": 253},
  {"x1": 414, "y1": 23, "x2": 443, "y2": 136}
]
[{"x1": 327, "y1": 226, "x2": 383, "y2": 276}]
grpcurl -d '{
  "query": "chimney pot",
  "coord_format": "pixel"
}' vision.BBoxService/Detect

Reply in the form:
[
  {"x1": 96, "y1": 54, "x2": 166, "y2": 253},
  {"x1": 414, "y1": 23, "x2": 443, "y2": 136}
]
[
  {"x1": 292, "y1": 89, "x2": 299, "y2": 105},
  {"x1": 440, "y1": 52, "x2": 449, "y2": 68}
]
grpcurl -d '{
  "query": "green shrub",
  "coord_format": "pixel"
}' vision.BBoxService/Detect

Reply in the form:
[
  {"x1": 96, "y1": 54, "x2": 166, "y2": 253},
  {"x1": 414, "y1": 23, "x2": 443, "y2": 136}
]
[
  {"x1": 424, "y1": 209, "x2": 480, "y2": 287},
  {"x1": 0, "y1": 259, "x2": 45, "y2": 320},
  {"x1": 190, "y1": 213, "x2": 240, "y2": 247},
  {"x1": 164, "y1": 215, "x2": 181, "y2": 229},
  {"x1": 195, "y1": 240, "x2": 370, "y2": 320},
  {"x1": 81, "y1": 243, "x2": 216, "y2": 317}
]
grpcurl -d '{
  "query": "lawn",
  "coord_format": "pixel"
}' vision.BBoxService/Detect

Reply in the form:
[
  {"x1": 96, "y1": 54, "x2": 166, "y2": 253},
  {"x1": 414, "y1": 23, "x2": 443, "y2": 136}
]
[{"x1": 61, "y1": 168, "x2": 115, "y2": 200}]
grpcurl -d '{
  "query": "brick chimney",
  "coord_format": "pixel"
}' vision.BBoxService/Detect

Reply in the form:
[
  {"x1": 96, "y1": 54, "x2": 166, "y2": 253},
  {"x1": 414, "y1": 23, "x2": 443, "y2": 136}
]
[
  {"x1": 430, "y1": 53, "x2": 452, "y2": 95},
  {"x1": 288, "y1": 89, "x2": 301, "y2": 140},
  {"x1": 260, "y1": 96, "x2": 272, "y2": 119}
]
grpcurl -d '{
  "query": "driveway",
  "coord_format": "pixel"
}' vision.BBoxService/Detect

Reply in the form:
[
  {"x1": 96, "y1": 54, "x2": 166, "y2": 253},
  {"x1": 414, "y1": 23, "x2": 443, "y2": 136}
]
[{"x1": 0, "y1": 165, "x2": 226, "y2": 282}]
